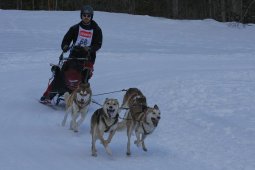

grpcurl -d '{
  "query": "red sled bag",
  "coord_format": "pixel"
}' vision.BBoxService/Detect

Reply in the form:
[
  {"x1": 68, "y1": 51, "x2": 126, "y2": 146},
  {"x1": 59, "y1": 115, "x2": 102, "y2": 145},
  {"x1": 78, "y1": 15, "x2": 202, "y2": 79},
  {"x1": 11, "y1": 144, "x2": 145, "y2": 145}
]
[{"x1": 64, "y1": 68, "x2": 82, "y2": 91}]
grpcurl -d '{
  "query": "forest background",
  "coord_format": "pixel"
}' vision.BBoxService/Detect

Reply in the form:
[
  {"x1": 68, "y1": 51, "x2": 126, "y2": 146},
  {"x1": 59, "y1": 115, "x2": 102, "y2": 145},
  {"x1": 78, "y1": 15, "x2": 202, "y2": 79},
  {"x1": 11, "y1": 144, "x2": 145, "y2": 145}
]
[{"x1": 1, "y1": 0, "x2": 255, "y2": 23}]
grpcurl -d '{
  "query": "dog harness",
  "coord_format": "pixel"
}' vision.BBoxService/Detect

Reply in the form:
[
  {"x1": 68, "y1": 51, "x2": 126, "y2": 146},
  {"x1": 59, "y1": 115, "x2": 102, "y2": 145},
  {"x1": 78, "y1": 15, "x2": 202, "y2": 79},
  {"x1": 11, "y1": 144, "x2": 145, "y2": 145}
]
[
  {"x1": 94, "y1": 108, "x2": 119, "y2": 133},
  {"x1": 130, "y1": 104, "x2": 147, "y2": 122},
  {"x1": 141, "y1": 121, "x2": 155, "y2": 135},
  {"x1": 131, "y1": 107, "x2": 155, "y2": 135},
  {"x1": 102, "y1": 113, "x2": 119, "y2": 133}
]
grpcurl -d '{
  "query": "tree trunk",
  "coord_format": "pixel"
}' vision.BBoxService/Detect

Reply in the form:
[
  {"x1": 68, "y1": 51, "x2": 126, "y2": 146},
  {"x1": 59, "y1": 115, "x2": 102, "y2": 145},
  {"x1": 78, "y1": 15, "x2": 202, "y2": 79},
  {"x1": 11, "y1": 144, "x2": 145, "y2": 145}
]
[
  {"x1": 32, "y1": 0, "x2": 34, "y2": 10},
  {"x1": 172, "y1": 0, "x2": 178, "y2": 18},
  {"x1": 208, "y1": 0, "x2": 212, "y2": 18},
  {"x1": 242, "y1": 0, "x2": 255, "y2": 23},
  {"x1": 221, "y1": 0, "x2": 226, "y2": 22},
  {"x1": 48, "y1": 0, "x2": 50, "y2": 10},
  {"x1": 55, "y1": 0, "x2": 57, "y2": 10}
]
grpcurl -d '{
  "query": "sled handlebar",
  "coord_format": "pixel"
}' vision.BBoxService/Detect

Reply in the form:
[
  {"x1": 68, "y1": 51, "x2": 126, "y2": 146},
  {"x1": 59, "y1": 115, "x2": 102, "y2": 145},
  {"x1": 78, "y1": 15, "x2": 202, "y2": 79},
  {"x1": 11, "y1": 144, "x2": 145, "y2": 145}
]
[
  {"x1": 61, "y1": 57, "x2": 89, "y2": 61},
  {"x1": 58, "y1": 48, "x2": 90, "y2": 65}
]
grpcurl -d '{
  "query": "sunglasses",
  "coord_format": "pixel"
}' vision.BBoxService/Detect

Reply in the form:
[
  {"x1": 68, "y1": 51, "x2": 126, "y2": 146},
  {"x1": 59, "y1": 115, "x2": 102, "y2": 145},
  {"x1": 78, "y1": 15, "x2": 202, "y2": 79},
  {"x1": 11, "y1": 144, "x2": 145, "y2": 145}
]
[{"x1": 82, "y1": 14, "x2": 91, "y2": 18}]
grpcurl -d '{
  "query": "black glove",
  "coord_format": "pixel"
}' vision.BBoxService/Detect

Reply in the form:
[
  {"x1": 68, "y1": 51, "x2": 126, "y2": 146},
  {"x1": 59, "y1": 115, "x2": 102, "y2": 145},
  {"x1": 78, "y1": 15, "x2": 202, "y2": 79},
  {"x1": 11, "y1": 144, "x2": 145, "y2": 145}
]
[
  {"x1": 51, "y1": 65, "x2": 60, "y2": 74},
  {"x1": 59, "y1": 53, "x2": 63, "y2": 60},
  {"x1": 62, "y1": 45, "x2": 69, "y2": 53}
]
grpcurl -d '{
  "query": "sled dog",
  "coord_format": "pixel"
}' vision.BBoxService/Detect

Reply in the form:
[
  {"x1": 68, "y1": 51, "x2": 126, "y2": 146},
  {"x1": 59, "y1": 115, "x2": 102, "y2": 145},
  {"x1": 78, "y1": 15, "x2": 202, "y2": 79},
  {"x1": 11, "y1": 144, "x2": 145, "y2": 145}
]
[
  {"x1": 119, "y1": 88, "x2": 161, "y2": 155},
  {"x1": 90, "y1": 98, "x2": 120, "y2": 157},
  {"x1": 61, "y1": 83, "x2": 92, "y2": 132}
]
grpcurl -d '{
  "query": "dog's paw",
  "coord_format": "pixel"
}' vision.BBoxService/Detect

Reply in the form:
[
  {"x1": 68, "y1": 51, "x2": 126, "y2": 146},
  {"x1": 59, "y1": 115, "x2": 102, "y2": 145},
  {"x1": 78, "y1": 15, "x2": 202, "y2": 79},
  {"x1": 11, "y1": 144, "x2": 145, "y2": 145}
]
[
  {"x1": 91, "y1": 153, "x2": 97, "y2": 157},
  {"x1": 134, "y1": 140, "x2": 142, "y2": 147},
  {"x1": 105, "y1": 146, "x2": 112, "y2": 156},
  {"x1": 72, "y1": 124, "x2": 79, "y2": 132}
]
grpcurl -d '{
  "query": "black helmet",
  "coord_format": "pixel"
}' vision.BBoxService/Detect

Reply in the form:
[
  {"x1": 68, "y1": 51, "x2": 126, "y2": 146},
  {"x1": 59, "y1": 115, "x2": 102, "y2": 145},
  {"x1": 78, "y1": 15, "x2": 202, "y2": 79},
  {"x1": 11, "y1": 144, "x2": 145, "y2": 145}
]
[{"x1": 80, "y1": 5, "x2": 94, "y2": 19}]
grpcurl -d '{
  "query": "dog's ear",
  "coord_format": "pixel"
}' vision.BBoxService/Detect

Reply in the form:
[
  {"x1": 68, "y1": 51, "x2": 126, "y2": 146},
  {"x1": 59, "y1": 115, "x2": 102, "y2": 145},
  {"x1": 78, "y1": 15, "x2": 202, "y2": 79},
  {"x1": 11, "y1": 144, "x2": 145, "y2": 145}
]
[{"x1": 154, "y1": 104, "x2": 159, "y2": 110}]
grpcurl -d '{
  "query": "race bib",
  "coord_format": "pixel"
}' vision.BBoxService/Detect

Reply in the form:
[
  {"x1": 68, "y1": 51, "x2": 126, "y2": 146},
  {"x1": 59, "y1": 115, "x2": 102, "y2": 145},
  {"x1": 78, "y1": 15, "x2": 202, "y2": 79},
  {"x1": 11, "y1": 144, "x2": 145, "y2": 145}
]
[{"x1": 75, "y1": 26, "x2": 93, "y2": 47}]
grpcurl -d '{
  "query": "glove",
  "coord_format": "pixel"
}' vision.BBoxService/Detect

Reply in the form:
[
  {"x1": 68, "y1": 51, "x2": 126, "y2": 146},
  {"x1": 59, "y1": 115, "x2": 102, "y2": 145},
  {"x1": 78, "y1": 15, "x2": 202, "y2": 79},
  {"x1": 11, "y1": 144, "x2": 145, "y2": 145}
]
[
  {"x1": 62, "y1": 45, "x2": 69, "y2": 53},
  {"x1": 59, "y1": 53, "x2": 63, "y2": 60},
  {"x1": 51, "y1": 65, "x2": 60, "y2": 74}
]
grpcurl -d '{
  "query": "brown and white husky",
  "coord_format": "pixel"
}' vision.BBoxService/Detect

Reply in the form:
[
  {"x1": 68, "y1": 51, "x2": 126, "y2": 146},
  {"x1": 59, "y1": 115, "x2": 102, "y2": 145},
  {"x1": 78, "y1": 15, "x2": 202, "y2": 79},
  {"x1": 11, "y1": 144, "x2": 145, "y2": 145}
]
[{"x1": 118, "y1": 88, "x2": 161, "y2": 156}]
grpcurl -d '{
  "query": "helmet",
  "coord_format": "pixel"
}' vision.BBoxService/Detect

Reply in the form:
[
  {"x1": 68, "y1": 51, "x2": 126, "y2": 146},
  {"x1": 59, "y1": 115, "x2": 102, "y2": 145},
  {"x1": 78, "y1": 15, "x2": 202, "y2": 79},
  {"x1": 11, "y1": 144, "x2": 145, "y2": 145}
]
[{"x1": 80, "y1": 5, "x2": 94, "y2": 19}]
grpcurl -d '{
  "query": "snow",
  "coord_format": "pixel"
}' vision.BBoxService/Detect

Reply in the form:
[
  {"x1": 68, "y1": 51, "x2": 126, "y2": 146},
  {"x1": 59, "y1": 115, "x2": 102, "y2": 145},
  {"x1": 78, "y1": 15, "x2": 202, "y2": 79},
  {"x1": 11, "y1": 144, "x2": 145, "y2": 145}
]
[{"x1": 0, "y1": 10, "x2": 255, "y2": 170}]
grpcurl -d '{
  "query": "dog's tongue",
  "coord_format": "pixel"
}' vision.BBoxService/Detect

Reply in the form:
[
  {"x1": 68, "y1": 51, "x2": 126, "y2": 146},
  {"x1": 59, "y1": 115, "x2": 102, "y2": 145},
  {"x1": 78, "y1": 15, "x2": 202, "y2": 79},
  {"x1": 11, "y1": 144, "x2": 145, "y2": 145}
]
[{"x1": 107, "y1": 109, "x2": 115, "y2": 117}]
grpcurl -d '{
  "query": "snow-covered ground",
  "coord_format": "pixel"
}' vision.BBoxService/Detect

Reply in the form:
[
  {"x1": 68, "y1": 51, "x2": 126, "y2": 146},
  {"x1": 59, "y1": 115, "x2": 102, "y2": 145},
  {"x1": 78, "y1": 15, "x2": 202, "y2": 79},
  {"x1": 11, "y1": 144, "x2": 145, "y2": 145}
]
[{"x1": 0, "y1": 10, "x2": 255, "y2": 170}]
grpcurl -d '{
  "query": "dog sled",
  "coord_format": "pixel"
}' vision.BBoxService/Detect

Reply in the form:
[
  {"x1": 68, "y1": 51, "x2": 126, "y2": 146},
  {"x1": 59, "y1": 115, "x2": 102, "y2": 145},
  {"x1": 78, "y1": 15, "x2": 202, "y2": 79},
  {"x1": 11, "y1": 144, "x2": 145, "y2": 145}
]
[{"x1": 45, "y1": 46, "x2": 93, "y2": 106}]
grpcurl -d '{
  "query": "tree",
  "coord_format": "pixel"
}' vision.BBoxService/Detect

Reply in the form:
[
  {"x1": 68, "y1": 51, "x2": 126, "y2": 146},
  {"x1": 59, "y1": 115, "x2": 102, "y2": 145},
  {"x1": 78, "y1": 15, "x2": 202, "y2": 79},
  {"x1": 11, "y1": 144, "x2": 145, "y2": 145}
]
[
  {"x1": 221, "y1": 0, "x2": 226, "y2": 22},
  {"x1": 16, "y1": 0, "x2": 22, "y2": 10},
  {"x1": 242, "y1": 0, "x2": 255, "y2": 23},
  {"x1": 208, "y1": 0, "x2": 212, "y2": 18},
  {"x1": 172, "y1": 0, "x2": 179, "y2": 18},
  {"x1": 55, "y1": 0, "x2": 58, "y2": 10},
  {"x1": 32, "y1": 0, "x2": 34, "y2": 10}
]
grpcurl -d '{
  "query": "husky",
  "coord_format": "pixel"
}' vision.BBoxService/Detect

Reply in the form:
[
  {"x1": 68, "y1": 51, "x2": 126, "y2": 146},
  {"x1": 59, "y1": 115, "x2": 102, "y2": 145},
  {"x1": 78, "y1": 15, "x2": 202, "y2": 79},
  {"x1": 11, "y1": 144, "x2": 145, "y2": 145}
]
[
  {"x1": 61, "y1": 83, "x2": 92, "y2": 132},
  {"x1": 90, "y1": 98, "x2": 120, "y2": 157},
  {"x1": 119, "y1": 88, "x2": 161, "y2": 156}
]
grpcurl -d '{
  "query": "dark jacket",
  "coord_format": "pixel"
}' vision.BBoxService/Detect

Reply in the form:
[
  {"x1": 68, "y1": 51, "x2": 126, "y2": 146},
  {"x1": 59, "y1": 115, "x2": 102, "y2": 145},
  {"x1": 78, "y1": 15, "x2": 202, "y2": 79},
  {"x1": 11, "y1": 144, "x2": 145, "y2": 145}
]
[{"x1": 61, "y1": 20, "x2": 103, "y2": 64}]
